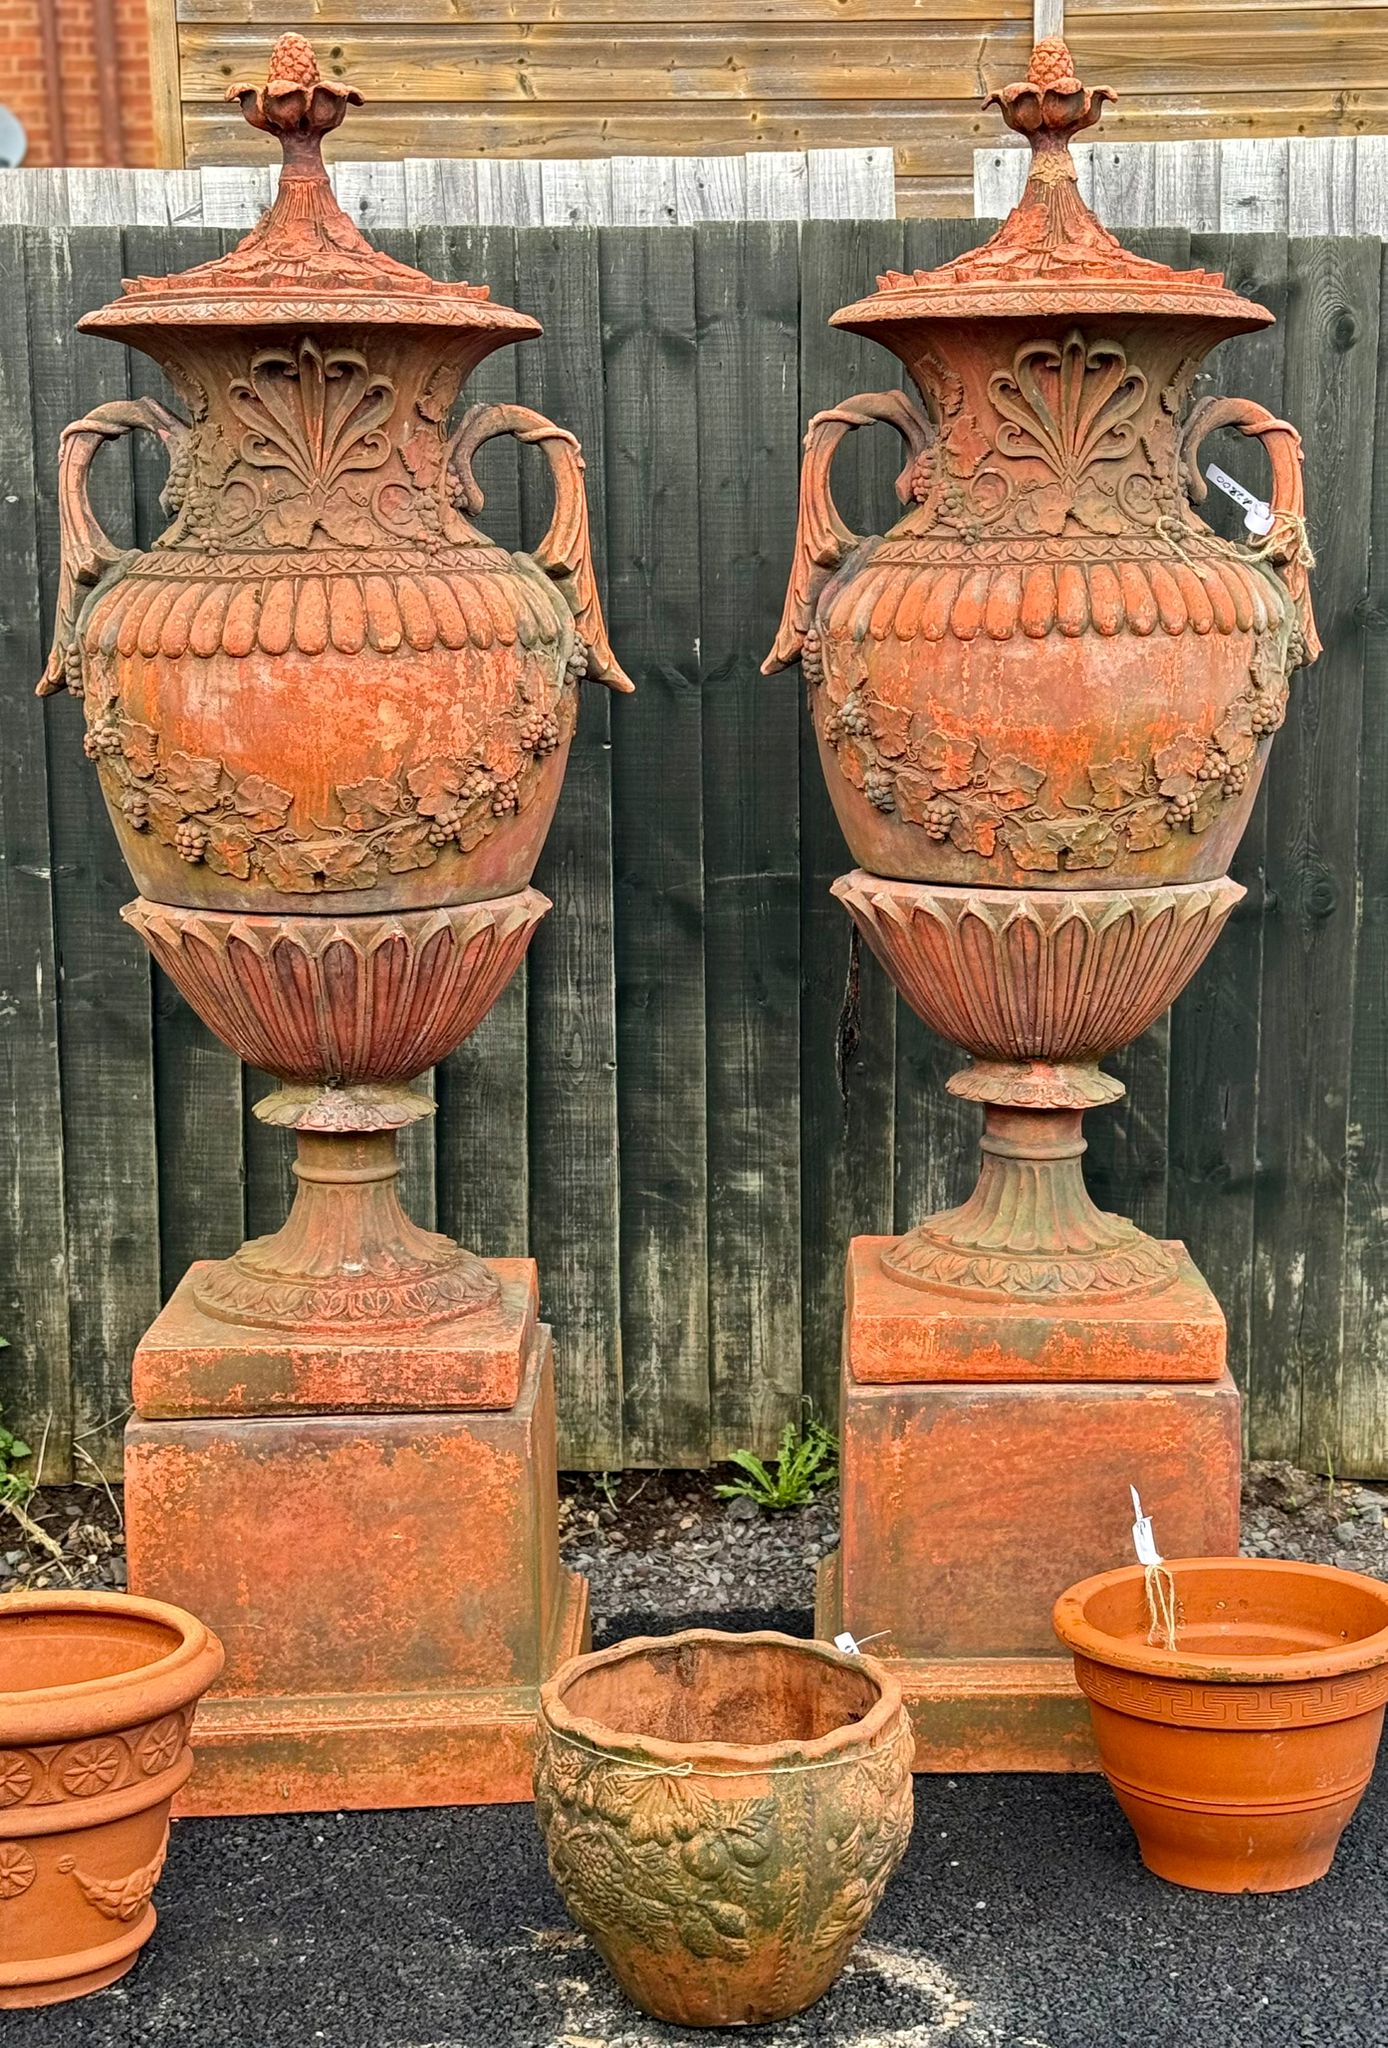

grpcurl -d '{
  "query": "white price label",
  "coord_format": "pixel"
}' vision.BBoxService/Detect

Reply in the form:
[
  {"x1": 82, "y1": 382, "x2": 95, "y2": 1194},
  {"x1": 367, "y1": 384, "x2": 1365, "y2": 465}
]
[
  {"x1": 1205, "y1": 462, "x2": 1275, "y2": 538},
  {"x1": 1129, "y1": 1485, "x2": 1163, "y2": 1568}
]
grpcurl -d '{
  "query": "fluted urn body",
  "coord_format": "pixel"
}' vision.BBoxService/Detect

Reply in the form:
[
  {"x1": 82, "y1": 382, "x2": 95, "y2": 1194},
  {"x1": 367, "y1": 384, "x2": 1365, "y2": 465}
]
[
  {"x1": 767, "y1": 47, "x2": 1316, "y2": 895},
  {"x1": 40, "y1": 39, "x2": 628, "y2": 920}
]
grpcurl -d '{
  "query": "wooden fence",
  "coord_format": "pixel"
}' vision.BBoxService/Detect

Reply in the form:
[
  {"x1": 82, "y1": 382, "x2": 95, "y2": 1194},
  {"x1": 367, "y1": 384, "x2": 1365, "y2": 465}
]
[
  {"x1": 0, "y1": 152, "x2": 896, "y2": 229},
  {"x1": 976, "y1": 136, "x2": 1388, "y2": 237},
  {"x1": 2, "y1": 221, "x2": 1385, "y2": 1481}
]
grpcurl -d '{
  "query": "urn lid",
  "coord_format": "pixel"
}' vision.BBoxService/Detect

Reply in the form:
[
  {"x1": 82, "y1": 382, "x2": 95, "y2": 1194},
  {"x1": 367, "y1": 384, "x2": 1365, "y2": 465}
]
[
  {"x1": 79, "y1": 34, "x2": 540, "y2": 342},
  {"x1": 835, "y1": 39, "x2": 1273, "y2": 333}
]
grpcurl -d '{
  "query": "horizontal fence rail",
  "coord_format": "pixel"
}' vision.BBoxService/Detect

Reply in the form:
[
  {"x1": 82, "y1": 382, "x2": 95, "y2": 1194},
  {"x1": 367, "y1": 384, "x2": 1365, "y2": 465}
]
[{"x1": 0, "y1": 222, "x2": 1384, "y2": 1480}]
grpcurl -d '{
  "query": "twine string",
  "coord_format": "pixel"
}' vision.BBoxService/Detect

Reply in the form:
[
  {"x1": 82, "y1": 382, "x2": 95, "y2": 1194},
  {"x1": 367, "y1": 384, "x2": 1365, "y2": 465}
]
[
  {"x1": 547, "y1": 1725, "x2": 875, "y2": 1782},
  {"x1": 1156, "y1": 510, "x2": 1316, "y2": 576},
  {"x1": 1143, "y1": 1560, "x2": 1179, "y2": 1653}
]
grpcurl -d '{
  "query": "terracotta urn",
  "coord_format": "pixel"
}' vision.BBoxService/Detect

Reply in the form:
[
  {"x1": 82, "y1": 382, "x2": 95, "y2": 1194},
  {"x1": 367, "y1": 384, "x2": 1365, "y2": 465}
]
[
  {"x1": 1054, "y1": 1559, "x2": 1388, "y2": 1893},
  {"x1": 765, "y1": 38, "x2": 1318, "y2": 1315},
  {"x1": 533, "y1": 1630, "x2": 914, "y2": 2027},
  {"x1": 37, "y1": 33, "x2": 627, "y2": 1339},
  {"x1": 766, "y1": 38, "x2": 1316, "y2": 894},
  {"x1": 39, "y1": 31, "x2": 629, "y2": 920},
  {"x1": 0, "y1": 1591, "x2": 224, "y2": 2008}
]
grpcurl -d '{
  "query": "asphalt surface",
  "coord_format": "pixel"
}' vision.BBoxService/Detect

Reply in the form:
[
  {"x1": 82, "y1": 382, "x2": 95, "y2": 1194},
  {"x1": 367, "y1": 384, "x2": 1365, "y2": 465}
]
[{"x1": 21, "y1": 1607, "x2": 1388, "y2": 2048}]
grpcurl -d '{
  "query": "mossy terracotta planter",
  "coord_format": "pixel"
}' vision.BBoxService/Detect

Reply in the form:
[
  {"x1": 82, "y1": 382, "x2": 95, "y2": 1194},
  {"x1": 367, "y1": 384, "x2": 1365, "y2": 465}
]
[
  {"x1": 0, "y1": 1591, "x2": 224, "y2": 2008},
  {"x1": 534, "y1": 1629, "x2": 913, "y2": 2027},
  {"x1": 1054, "y1": 1558, "x2": 1388, "y2": 1893}
]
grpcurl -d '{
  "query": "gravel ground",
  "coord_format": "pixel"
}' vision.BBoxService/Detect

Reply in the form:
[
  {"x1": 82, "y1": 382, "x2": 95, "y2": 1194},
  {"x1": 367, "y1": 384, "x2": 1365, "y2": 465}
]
[
  {"x1": 4, "y1": 1460, "x2": 1387, "y2": 1610},
  {"x1": 8, "y1": 1617, "x2": 1386, "y2": 2048}
]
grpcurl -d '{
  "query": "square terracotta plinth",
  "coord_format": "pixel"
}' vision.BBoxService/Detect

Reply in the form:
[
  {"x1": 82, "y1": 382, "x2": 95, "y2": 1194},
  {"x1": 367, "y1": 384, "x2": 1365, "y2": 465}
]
[
  {"x1": 125, "y1": 1275, "x2": 588, "y2": 1814},
  {"x1": 133, "y1": 1257, "x2": 541, "y2": 1417},
  {"x1": 819, "y1": 1239, "x2": 1242, "y2": 1772},
  {"x1": 846, "y1": 1237, "x2": 1227, "y2": 1384}
]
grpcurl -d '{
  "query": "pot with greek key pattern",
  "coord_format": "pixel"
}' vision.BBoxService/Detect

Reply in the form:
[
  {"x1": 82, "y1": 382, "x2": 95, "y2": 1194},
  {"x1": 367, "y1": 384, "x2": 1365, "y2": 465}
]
[
  {"x1": 38, "y1": 32, "x2": 629, "y2": 918},
  {"x1": 0, "y1": 1590, "x2": 224, "y2": 2007},
  {"x1": 534, "y1": 1629, "x2": 914, "y2": 2027},
  {"x1": 765, "y1": 38, "x2": 1317, "y2": 891},
  {"x1": 1054, "y1": 1558, "x2": 1388, "y2": 1892}
]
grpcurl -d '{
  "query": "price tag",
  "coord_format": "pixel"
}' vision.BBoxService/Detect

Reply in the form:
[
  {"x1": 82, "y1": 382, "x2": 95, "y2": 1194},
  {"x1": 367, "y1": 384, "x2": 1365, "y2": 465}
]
[
  {"x1": 834, "y1": 1630, "x2": 889, "y2": 1656},
  {"x1": 1205, "y1": 462, "x2": 1275, "y2": 538},
  {"x1": 1130, "y1": 1485, "x2": 1162, "y2": 1568}
]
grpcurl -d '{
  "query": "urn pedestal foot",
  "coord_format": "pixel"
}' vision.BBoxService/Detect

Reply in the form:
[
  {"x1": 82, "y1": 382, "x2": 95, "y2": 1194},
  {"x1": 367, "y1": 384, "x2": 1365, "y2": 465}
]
[
  {"x1": 819, "y1": 1242, "x2": 1242, "y2": 1772},
  {"x1": 125, "y1": 1262, "x2": 589, "y2": 1813}
]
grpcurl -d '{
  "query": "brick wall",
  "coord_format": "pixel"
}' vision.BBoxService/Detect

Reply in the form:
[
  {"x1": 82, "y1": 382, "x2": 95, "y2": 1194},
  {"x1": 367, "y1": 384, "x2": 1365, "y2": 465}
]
[{"x1": 0, "y1": 0, "x2": 154, "y2": 166}]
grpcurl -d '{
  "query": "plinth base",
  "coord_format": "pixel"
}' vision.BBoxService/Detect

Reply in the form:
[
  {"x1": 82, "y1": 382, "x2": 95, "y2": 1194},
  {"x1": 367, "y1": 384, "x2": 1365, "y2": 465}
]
[
  {"x1": 125, "y1": 1261, "x2": 587, "y2": 1813},
  {"x1": 827, "y1": 1237, "x2": 1242, "y2": 1771},
  {"x1": 816, "y1": 1551, "x2": 1095, "y2": 1771}
]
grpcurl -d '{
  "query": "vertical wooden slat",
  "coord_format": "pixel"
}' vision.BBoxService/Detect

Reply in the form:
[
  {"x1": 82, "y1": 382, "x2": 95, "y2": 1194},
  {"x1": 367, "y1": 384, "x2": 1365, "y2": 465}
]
[
  {"x1": 331, "y1": 161, "x2": 408, "y2": 232},
  {"x1": 696, "y1": 221, "x2": 802, "y2": 1459},
  {"x1": 1091, "y1": 142, "x2": 1156, "y2": 229},
  {"x1": 541, "y1": 162, "x2": 613, "y2": 228},
  {"x1": 122, "y1": 226, "x2": 247, "y2": 1297},
  {"x1": 675, "y1": 158, "x2": 748, "y2": 226},
  {"x1": 1287, "y1": 138, "x2": 1357, "y2": 238},
  {"x1": 1153, "y1": 141, "x2": 1220, "y2": 233},
  {"x1": 1339, "y1": 241, "x2": 1388, "y2": 1476},
  {"x1": 428, "y1": 225, "x2": 531, "y2": 1265},
  {"x1": 745, "y1": 153, "x2": 808, "y2": 222},
  {"x1": 515, "y1": 225, "x2": 624, "y2": 1468},
  {"x1": 1252, "y1": 236, "x2": 1378, "y2": 1464},
  {"x1": 1218, "y1": 140, "x2": 1290, "y2": 235},
  {"x1": 26, "y1": 228, "x2": 159, "y2": 1474},
  {"x1": 600, "y1": 226, "x2": 708, "y2": 1466},
  {"x1": 796, "y1": 216, "x2": 905, "y2": 1420},
  {"x1": 806, "y1": 149, "x2": 895, "y2": 221},
  {"x1": 611, "y1": 158, "x2": 678, "y2": 228},
  {"x1": 0, "y1": 226, "x2": 72, "y2": 1474},
  {"x1": 1167, "y1": 233, "x2": 1289, "y2": 1424},
  {"x1": 1354, "y1": 138, "x2": 1388, "y2": 240},
  {"x1": 146, "y1": 0, "x2": 185, "y2": 171}
]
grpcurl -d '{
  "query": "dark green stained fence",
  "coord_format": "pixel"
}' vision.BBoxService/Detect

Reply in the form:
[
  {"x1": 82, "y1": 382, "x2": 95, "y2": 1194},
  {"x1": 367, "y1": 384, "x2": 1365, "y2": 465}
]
[{"x1": 1, "y1": 222, "x2": 1385, "y2": 1479}]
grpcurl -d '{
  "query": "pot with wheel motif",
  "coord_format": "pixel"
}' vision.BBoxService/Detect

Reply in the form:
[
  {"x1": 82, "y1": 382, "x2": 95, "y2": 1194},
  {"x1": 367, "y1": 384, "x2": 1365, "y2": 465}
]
[
  {"x1": 39, "y1": 31, "x2": 630, "y2": 919},
  {"x1": 534, "y1": 1630, "x2": 914, "y2": 2028},
  {"x1": 0, "y1": 1591, "x2": 223, "y2": 2008},
  {"x1": 765, "y1": 37, "x2": 1317, "y2": 892}
]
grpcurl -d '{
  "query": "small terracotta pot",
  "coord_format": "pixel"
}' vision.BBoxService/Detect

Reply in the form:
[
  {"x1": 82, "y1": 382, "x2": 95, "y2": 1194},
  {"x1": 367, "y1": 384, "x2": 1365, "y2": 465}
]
[
  {"x1": 1054, "y1": 1558, "x2": 1388, "y2": 1892},
  {"x1": 0, "y1": 1591, "x2": 224, "y2": 2008},
  {"x1": 534, "y1": 1629, "x2": 914, "y2": 2027}
]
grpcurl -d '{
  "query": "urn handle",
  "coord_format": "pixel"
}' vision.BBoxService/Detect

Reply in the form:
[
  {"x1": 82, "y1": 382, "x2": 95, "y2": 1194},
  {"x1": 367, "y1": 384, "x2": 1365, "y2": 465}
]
[
  {"x1": 38, "y1": 397, "x2": 189, "y2": 697},
  {"x1": 448, "y1": 402, "x2": 632, "y2": 692},
  {"x1": 1180, "y1": 397, "x2": 1320, "y2": 664},
  {"x1": 762, "y1": 389, "x2": 934, "y2": 675}
]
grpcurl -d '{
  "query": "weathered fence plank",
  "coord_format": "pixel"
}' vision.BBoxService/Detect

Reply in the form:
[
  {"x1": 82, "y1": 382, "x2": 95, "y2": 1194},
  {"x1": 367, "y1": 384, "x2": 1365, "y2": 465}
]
[
  {"x1": 1, "y1": 221, "x2": 1385, "y2": 1477},
  {"x1": 601, "y1": 225, "x2": 710, "y2": 1466},
  {"x1": 1165, "y1": 231, "x2": 1290, "y2": 1439},
  {"x1": 795, "y1": 216, "x2": 906, "y2": 1420},
  {"x1": 514, "y1": 226, "x2": 625, "y2": 1468},
  {"x1": 695, "y1": 220, "x2": 804, "y2": 1458},
  {"x1": 24, "y1": 229, "x2": 159, "y2": 1478},
  {"x1": 0, "y1": 227, "x2": 71, "y2": 1478},
  {"x1": 1258, "y1": 236, "x2": 1380, "y2": 1467}
]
